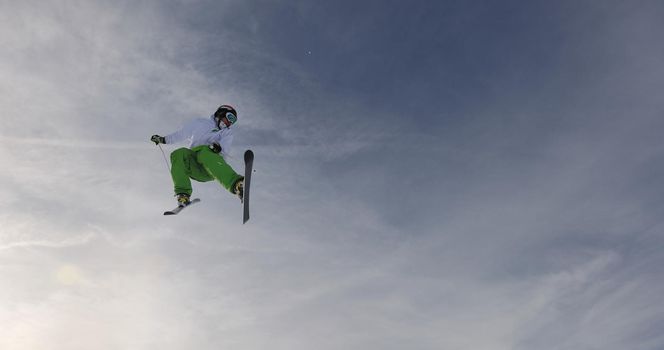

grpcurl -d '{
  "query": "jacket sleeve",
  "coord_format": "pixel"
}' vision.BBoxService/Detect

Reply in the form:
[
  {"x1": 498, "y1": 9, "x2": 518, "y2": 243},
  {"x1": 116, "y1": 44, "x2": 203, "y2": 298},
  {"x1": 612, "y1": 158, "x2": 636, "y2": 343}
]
[
  {"x1": 216, "y1": 129, "x2": 233, "y2": 157},
  {"x1": 164, "y1": 120, "x2": 195, "y2": 145}
]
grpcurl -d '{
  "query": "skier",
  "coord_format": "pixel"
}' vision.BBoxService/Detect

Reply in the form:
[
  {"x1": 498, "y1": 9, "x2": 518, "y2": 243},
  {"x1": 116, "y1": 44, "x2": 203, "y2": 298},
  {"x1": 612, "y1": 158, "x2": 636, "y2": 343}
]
[{"x1": 150, "y1": 105, "x2": 244, "y2": 207}]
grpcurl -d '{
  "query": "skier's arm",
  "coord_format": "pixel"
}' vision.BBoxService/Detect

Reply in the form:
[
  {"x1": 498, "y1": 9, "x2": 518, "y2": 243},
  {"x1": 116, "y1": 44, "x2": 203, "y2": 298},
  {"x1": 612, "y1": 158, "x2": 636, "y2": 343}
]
[
  {"x1": 216, "y1": 130, "x2": 233, "y2": 157},
  {"x1": 164, "y1": 120, "x2": 196, "y2": 145}
]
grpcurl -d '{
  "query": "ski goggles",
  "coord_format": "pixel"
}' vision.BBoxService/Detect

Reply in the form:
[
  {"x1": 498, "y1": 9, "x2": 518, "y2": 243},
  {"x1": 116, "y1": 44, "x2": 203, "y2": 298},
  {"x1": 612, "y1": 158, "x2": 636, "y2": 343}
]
[
  {"x1": 218, "y1": 111, "x2": 237, "y2": 127},
  {"x1": 225, "y1": 112, "x2": 237, "y2": 125}
]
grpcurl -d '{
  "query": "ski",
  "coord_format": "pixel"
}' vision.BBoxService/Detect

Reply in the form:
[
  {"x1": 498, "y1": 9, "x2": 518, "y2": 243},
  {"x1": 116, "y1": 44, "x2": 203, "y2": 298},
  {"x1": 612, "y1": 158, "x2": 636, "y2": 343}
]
[
  {"x1": 242, "y1": 150, "x2": 254, "y2": 224},
  {"x1": 163, "y1": 198, "x2": 201, "y2": 215}
]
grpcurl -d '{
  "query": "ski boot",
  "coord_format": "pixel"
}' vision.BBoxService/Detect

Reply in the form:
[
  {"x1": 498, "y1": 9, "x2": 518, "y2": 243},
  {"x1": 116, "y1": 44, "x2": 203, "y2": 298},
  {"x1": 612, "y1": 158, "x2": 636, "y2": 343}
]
[
  {"x1": 176, "y1": 193, "x2": 191, "y2": 207},
  {"x1": 233, "y1": 177, "x2": 244, "y2": 202}
]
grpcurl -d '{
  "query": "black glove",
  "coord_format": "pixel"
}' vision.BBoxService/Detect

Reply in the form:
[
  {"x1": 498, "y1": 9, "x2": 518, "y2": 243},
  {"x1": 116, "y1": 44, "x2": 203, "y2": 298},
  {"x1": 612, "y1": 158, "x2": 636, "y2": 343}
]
[
  {"x1": 209, "y1": 142, "x2": 222, "y2": 153},
  {"x1": 151, "y1": 135, "x2": 166, "y2": 145}
]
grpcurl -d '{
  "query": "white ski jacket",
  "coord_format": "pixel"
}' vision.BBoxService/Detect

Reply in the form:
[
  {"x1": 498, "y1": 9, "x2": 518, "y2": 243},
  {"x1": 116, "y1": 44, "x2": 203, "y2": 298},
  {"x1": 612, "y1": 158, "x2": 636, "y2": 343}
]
[{"x1": 165, "y1": 115, "x2": 234, "y2": 157}]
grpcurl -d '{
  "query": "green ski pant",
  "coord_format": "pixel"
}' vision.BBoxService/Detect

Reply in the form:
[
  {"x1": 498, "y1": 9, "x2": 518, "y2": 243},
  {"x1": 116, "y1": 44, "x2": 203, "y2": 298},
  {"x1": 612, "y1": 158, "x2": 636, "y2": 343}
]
[{"x1": 170, "y1": 145, "x2": 243, "y2": 196}]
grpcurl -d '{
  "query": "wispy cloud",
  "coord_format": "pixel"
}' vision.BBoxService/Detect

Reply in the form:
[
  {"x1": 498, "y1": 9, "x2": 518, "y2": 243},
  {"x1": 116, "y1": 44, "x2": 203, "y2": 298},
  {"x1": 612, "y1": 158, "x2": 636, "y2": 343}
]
[
  {"x1": 0, "y1": 233, "x2": 96, "y2": 251},
  {"x1": 0, "y1": 136, "x2": 147, "y2": 150}
]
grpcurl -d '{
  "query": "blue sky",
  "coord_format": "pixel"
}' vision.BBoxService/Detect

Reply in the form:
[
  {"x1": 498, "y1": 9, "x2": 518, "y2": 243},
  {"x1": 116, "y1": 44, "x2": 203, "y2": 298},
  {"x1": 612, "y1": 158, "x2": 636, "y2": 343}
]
[{"x1": 1, "y1": 1, "x2": 664, "y2": 349}]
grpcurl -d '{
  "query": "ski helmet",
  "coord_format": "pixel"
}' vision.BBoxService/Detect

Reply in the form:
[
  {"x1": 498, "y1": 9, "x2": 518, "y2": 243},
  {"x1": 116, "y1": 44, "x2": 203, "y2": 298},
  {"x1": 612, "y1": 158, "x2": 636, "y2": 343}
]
[{"x1": 214, "y1": 104, "x2": 238, "y2": 128}]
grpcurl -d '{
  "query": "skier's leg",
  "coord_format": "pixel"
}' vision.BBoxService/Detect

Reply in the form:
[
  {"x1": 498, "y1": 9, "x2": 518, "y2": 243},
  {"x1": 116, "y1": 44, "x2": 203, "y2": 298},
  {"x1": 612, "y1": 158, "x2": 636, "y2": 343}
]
[
  {"x1": 170, "y1": 148, "x2": 213, "y2": 195},
  {"x1": 193, "y1": 146, "x2": 243, "y2": 193}
]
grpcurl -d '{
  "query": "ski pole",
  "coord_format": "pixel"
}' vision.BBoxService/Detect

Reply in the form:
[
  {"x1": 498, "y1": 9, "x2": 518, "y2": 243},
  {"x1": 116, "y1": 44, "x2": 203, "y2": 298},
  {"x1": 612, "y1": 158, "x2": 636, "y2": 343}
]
[{"x1": 158, "y1": 144, "x2": 171, "y2": 172}]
